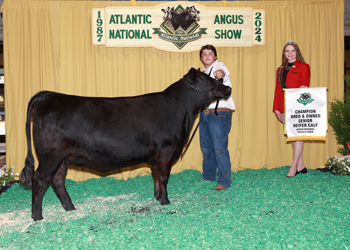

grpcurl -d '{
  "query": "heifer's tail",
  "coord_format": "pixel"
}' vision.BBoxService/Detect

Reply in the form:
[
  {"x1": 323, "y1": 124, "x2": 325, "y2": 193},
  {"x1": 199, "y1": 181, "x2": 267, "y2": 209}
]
[{"x1": 20, "y1": 92, "x2": 43, "y2": 187}]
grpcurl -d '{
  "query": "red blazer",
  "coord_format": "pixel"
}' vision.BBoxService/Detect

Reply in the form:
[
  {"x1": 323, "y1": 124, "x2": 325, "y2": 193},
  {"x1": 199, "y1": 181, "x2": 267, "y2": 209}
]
[{"x1": 273, "y1": 60, "x2": 310, "y2": 113}]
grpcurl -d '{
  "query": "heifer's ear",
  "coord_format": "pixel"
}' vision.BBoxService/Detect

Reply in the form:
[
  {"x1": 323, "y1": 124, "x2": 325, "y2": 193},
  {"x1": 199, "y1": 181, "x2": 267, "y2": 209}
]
[
  {"x1": 189, "y1": 67, "x2": 196, "y2": 72},
  {"x1": 184, "y1": 68, "x2": 196, "y2": 83},
  {"x1": 190, "y1": 68, "x2": 198, "y2": 80}
]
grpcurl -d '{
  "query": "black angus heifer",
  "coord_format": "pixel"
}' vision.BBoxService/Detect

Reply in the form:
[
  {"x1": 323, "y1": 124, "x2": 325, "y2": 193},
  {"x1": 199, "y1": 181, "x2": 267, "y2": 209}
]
[{"x1": 20, "y1": 67, "x2": 231, "y2": 221}]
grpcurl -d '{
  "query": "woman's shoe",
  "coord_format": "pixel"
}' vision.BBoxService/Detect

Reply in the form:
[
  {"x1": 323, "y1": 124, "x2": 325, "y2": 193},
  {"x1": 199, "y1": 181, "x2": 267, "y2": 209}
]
[
  {"x1": 297, "y1": 168, "x2": 307, "y2": 174},
  {"x1": 286, "y1": 171, "x2": 300, "y2": 178}
]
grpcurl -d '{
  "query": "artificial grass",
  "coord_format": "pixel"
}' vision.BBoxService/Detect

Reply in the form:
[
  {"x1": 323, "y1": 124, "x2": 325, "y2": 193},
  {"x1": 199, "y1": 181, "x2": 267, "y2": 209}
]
[{"x1": 0, "y1": 166, "x2": 349, "y2": 249}]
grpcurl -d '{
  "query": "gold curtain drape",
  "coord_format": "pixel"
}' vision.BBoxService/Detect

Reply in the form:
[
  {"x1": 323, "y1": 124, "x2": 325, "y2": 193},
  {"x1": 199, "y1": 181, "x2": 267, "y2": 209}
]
[{"x1": 1, "y1": 0, "x2": 344, "y2": 181}]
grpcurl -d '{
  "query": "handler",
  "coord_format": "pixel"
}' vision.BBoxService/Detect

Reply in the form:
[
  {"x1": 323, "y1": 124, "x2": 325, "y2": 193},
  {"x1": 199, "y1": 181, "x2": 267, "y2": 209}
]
[
  {"x1": 199, "y1": 44, "x2": 235, "y2": 191},
  {"x1": 273, "y1": 40, "x2": 311, "y2": 177}
]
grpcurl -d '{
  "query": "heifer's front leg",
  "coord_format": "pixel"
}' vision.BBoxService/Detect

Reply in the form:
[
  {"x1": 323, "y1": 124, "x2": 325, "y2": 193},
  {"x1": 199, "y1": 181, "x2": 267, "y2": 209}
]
[
  {"x1": 150, "y1": 165, "x2": 160, "y2": 201},
  {"x1": 51, "y1": 162, "x2": 75, "y2": 212},
  {"x1": 158, "y1": 164, "x2": 171, "y2": 205},
  {"x1": 31, "y1": 166, "x2": 51, "y2": 221}
]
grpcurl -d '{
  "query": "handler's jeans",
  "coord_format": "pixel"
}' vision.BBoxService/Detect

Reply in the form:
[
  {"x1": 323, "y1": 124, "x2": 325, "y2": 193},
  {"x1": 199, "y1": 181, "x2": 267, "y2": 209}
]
[{"x1": 199, "y1": 111, "x2": 232, "y2": 188}]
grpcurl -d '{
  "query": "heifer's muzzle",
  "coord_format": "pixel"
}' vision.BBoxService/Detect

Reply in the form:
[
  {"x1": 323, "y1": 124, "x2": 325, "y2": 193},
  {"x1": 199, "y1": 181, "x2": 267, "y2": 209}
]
[{"x1": 209, "y1": 78, "x2": 231, "y2": 100}]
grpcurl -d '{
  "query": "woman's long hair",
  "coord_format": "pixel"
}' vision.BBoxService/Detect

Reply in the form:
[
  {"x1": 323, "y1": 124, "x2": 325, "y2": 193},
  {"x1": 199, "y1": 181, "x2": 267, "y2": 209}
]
[{"x1": 281, "y1": 40, "x2": 306, "y2": 66}]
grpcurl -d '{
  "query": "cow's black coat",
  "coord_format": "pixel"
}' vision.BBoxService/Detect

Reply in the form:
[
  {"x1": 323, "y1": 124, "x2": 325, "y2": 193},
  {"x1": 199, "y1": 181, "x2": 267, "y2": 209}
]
[{"x1": 20, "y1": 68, "x2": 231, "y2": 221}]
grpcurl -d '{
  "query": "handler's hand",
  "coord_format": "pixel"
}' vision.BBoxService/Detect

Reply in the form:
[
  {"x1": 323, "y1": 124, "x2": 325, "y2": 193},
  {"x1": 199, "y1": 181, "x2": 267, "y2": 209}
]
[
  {"x1": 299, "y1": 85, "x2": 308, "y2": 88},
  {"x1": 274, "y1": 110, "x2": 283, "y2": 124},
  {"x1": 213, "y1": 69, "x2": 225, "y2": 79}
]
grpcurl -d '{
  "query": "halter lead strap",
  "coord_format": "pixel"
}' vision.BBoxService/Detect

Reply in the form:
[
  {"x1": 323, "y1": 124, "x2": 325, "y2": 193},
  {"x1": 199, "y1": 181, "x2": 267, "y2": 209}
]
[{"x1": 206, "y1": 67, "x2": 220, "y2": 115}]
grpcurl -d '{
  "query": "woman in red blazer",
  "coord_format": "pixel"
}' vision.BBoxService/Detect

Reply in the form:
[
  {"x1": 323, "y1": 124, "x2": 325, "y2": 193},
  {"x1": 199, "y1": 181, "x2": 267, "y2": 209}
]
[{"x1": 273, "y1": 40, "x2": 311, "y2": 177}]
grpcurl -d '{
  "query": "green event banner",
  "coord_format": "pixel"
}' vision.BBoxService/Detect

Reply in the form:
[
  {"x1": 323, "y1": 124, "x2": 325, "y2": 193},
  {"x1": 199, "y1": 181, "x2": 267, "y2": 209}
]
[{"x1": 92, "y1": 1, "x2": 265, "y2": 52}]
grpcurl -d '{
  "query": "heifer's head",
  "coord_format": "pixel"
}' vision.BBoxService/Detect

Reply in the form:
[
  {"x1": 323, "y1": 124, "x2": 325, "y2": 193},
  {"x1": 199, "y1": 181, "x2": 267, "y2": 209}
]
[
  {"x1": 161, "y1": 7, "x2": 174, "y2": 20},
  {"x1": 186, "y1": 6, "x2": 200, "y2": 21},
  {"x1": 183, "y1": 68, "x2": 231, "y2": 106}
]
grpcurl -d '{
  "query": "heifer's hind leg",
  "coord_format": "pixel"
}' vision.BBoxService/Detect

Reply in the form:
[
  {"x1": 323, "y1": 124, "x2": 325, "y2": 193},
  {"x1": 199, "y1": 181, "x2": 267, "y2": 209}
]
[
  {"x1": 31, "y1": 165, "x2": 53, "y2": 221},
  {"x1": 51, "y1": 162, "x2": 75, "y2": 212}
]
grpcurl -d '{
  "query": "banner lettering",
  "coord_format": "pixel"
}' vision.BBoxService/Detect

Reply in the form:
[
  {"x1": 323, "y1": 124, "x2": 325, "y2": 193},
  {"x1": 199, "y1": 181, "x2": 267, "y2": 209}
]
[
  {"x1": 284, "y1": 87, "x2": 328, "y2": 142},
  {"x1": 92, "y1": 2, "x2": 265, "y2": 52}
]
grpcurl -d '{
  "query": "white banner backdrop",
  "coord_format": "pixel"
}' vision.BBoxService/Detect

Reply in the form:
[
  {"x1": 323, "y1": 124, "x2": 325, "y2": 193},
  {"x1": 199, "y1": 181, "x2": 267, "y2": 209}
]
[
  {"x1": 92, "y1": 2, "x2": 265, "y2": 52},
  {"x1": 284, "y1": 87, "x2": 328, "y2": 142}
]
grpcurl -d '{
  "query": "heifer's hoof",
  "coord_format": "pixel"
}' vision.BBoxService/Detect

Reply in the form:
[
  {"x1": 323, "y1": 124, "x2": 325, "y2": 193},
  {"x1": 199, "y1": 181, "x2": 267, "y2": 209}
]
[
  {"x1": 160, "y1": 199, "x2": 170, "y2": 205},
  {"x1": 63, "y1": 204, "x2": 76, "y2": 211},
  {"x1": 32, "y1": 214, "x2": 43, "y2": 221}
]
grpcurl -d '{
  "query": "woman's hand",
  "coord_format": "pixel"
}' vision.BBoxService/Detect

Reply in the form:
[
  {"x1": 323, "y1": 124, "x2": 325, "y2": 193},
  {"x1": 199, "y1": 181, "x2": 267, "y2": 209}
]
[{"x1": 274, "y1": 110, "x2": 283, "y2": 123}]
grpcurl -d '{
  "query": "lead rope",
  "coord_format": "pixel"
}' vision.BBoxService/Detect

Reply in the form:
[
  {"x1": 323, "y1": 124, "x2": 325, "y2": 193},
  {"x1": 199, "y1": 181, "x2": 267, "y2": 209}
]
[
  {"x1": 208, "y1": 67, "x2": 220, "y2": 116},
  {"x1": 180, "y1": 122, "x2": 199, "y2": 160}
]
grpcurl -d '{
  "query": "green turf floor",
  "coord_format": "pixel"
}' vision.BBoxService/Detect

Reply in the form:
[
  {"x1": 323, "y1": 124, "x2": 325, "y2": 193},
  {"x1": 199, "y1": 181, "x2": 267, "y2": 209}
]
[{"x1": 1, "y1": 166, "x2": 349, "y2": 249}]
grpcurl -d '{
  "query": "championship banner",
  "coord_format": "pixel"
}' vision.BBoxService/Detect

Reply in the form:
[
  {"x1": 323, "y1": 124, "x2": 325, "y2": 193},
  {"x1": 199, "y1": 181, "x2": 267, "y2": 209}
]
[
  {"x1": 284, "y1": 87, "x2": 327, "y2": 142},
  {"x1": 92, "y1": 2, "x2": 265, "y2": 52}
]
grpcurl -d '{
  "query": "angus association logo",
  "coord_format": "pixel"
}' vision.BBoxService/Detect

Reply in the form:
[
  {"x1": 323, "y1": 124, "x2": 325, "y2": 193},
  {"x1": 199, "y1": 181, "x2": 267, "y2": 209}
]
[
  {"x1": 152, "y1": 5, "x2": 207, "y2": 50},
  {"x1": 297, "y1": 93, "x2": 314, "y2": 106}
]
